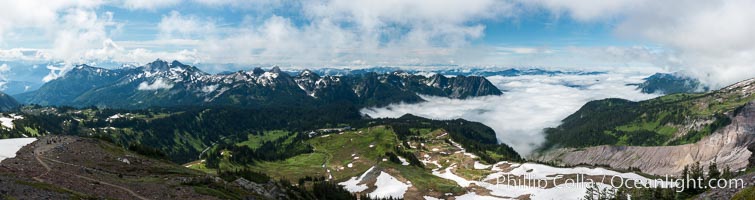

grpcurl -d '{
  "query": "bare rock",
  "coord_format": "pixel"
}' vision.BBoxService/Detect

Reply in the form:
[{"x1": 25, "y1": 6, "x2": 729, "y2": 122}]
[{"x1": 535, "y1": 101, "x2": 755, "y2": 176}]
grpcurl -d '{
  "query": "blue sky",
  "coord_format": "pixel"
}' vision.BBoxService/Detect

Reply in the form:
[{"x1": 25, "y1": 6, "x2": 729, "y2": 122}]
[{"x1": 0, "y1": 0, "x2": 754, "y2": 86}]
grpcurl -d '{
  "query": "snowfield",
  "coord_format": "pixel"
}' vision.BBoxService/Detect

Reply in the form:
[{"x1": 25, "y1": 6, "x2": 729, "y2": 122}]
[
  {"x1": 0, "y1": 138, "x2": 37, "y2": 162},
  {"x1": 369, "y1": 171, "x2": 411, "y2": 199},
  {"x1": 0, "y1": 114, "x2": 24, "y2": 129},
  {"x1": 339, "y1": 166, "x2": 375, "y2": 193},
  {"x1": 338, "y1": 166, "x2": 411, "y2": 199},
  {"x1": 430, "y1": 161, "x2": 673, "y2": 200}
]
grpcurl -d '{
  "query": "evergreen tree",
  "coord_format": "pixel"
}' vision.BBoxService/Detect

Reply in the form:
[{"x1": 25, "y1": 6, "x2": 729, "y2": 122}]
[
  {"x1": 722, "y1": 165, "x2": 733, "y2": 179},
  {"x1": 708, "y1": 162, "x2": 721, "y2": 182}
]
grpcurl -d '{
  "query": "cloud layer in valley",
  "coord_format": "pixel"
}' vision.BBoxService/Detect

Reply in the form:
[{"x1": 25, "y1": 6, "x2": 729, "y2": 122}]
[{"x1": 362, "y1": 70, "x2": 660, "y2": 156}]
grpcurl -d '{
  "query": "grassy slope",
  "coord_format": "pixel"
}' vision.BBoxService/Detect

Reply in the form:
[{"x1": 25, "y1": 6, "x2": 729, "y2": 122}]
[
  {"x1": 542, "y1": 80, "x2": 755, "y2": 150},
  {"x1": 202, "y1": 126, "x2": 470, "y2": 195}
]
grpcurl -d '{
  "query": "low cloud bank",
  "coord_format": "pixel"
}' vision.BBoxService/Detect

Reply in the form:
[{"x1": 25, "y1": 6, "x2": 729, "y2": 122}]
[{"x1": 361, "y1": 71, "x2": 659, "y2": 156}]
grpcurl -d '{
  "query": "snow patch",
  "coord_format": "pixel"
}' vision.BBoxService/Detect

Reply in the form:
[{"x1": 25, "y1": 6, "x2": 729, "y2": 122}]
[
  {"x1": 397, "y1": 156, "x2": 410, "y2": 166},
  {"x1": 474, "y1": 161, "x2": 491, "y2": 169},
  {"x1": 338, "y1": 166, "x2": 376, "y2": 193},
  {"x1": 369, "y1": 171, "x2": 411, "y2": 199},
  {"x1": 0, "y1": 114, "x2": 23, "y2": 129},
  {"x1": 0, "y1": 138, "x2": 37, "y2": 162}
]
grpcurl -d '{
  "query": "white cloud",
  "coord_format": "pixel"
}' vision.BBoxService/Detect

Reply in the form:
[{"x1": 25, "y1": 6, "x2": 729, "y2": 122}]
[
  {"x1": 153, "y1": 0, "x2": 515, "y2": 65},
  {"x1": 158, "y1": 11, "x2": 217, "y2": 39},
  {"x1": 0, "y1": 64, "x2": 9, "y2": 90},
  {"x1": 137, "y1": 79, "x2": 174, "y2": 90},
  {"x1": 361, "y1": 71, "x2": 659, "y2": 156},
  {"x1": 520, "y1": 0, "x2": 755, "y2": 88},
  {"x1": 0, "y1": 49, "x2": 51, "y2": 61},
  {"x1": 123, "y1": 0, "x2": 181, "y2": 10},
  {"x1": 0, "y1": 1, "x2": 103, "y2": 43},
  {"x1": 1, "y1": 0, "x2": 753, "y2": 88}
]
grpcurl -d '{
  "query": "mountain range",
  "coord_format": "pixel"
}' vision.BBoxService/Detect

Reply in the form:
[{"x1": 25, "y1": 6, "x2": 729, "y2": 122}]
[{"x1": 14, "y1": 60, "x2": 502, "y2": 109}]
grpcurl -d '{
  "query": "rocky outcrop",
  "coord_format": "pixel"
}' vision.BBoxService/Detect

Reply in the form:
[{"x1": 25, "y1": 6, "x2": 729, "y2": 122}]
[
  {"x1": 234, "y1": 178, "x2": 292, "y2": 199},
  {"x1": 695, "y1": 171, "x2": 755, "y2": 200},
  {"x1": 534, "y1": 101, "x2": 755, "y2": 176},
  {"x1": 749, "y1": 143, "x2": 755, "y2": 168}
]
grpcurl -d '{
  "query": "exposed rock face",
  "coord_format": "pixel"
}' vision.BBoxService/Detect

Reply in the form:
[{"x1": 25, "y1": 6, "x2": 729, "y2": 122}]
[
  {"x1": 749, "y1": 143, "x2": 755, "y2": 168},
  {"x1": 234, "y1": 178, "x2": 291, "y2": 199},
  {"x1": 535, "y1": 101, "x2": 755, "y2": 176}
]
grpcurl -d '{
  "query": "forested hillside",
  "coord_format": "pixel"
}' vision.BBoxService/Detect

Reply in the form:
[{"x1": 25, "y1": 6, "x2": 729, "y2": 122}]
[{"x1": 541, "y1": 78, "x2": 755, "y2": 150}]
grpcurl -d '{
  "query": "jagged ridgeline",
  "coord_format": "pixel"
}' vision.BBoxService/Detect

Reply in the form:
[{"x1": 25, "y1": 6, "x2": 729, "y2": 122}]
[
  {"x1": 541, "y1": 78, "x2": 755, "y2": 150},
  {"x1": 14, "y1": 59, "x2": 501, "y2": 109}
]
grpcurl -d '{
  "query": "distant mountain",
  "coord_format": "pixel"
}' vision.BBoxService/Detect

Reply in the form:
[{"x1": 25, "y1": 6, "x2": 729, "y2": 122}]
[
  {"x1": 0, "y1": 61, "x2": 55, "y2": 95},
  {"x1": 0, "y1": 80, "x2": 42, "y2": 95},
  {"x1": 15, "y1": 59, "x2": 502, "y2": 109},
  {"x1": 633, "y1": 73, "x2": 708, "y2": 94},
  {"x1": 310, "y1": 67, "x2": 604, "y2": 77},
  {"x1": 0, "y1": 92, "x2": 19, "y2": 111}
]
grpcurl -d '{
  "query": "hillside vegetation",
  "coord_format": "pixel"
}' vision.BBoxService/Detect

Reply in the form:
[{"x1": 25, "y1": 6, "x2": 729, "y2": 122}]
[{"x1": 542, "y1": 78, "x2": 755, "y2": 150}]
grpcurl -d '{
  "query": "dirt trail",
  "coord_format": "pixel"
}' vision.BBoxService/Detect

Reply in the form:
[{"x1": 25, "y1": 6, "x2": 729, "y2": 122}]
[{"x1": 32, "y1": 137, "x2": 150, "y2": 200}]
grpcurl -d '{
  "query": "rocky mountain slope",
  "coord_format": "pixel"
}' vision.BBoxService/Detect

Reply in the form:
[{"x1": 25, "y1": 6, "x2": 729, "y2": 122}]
[
  {"x1": 15, "y1": 59, "x2": 502, "y2": 109},
  {"x1": 536, "y1": 78, "x2": 755, "y2": 175},
  {"x1": 0, "y1": 135, "x2": 312, "y2": 199}
]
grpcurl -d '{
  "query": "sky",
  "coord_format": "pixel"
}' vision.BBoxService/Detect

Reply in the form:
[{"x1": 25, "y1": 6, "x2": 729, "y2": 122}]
[{"x1": 0, "y1": 0, "x2": 754, "y2": 87}]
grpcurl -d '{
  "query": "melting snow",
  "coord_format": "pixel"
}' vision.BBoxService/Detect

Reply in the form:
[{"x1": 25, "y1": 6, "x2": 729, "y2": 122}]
[
  {"x1": 339, "y1": 166, "x2": 376, "y2": 192},
  {"x1": 369, "y1": 171, "x2": 411, "y2": 199},
  {"x1": 474, "y1": 161, "x2": 492, "y2": 169},
  {"x1": 0, "y1": 114, "x2": 23, "y2": 129},
  {"x1": 502, "y1": 163, "x2": 651, "y2": 181},
  {"x1": 397, "y1": 156, "x2": 410, "y2": 166},
  {"x1": 0, "y1": 138, "x2": 37, "y2": 162}
]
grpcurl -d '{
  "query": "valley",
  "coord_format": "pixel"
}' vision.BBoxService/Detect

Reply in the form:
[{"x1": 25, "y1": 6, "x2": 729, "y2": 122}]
[
  {"x1": 0, "y1": 63, "x2": 753, "y2": 199},
  {"x1": 1, "y1": 1, "x2": 753, "y2": 199}
]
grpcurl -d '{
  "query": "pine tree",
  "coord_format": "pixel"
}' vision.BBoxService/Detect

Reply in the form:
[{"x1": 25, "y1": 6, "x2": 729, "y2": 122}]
[
  {"x1": 708, "y1": 162, "x2": 720, "y2": 181},
  {"x1": 722, "y1": 165, "x2": 732, "y2": 179}
]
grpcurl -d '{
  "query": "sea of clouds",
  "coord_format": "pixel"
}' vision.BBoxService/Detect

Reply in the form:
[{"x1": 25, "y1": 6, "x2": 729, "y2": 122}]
[{"x1": 361, "y1": 70, "x2": 661, "y2": 156}]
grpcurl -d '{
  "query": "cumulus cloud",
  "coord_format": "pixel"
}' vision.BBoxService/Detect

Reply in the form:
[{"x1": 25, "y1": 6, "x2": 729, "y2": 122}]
[
  {"x1": 123, "y1": 0, "x2": 181, "y2": 10},
  {"x1": 137, "y1": 79, "x2": 174, "y2": 90},
  {"x1": 2, "y1": 0, "x2": 753, "y2": 87},
  {"x1": 158, "y1": 11, "x2": 217, "y2": 39},
  {"x1": 0, "y1": 1, "x2": 103, "y2": 43},
  {"x1": 0, "y1": 64, "x2": 9, "y2": 90},
  {"x1": 362, "y1": 71, "x2": 659, "y2": 156},
  {"x1": 153, "y1": 0, "x2": 515, "y2": 65},
  {"x1": 519, "y1": 0, "x2": 755, "y2": 88}
]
